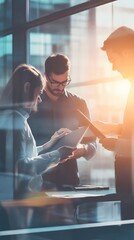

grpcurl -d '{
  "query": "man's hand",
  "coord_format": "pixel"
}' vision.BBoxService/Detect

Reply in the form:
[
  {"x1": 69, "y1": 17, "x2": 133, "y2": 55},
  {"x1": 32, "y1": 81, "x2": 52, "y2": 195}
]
[
  {"x1": 93, "y1": 121, "x2": 121, "y2": 135},
  {"x1": 69, "y1": 144, "x2": 86, "y2": 159},
  {"x1": 99, "y1": 137, "x2": 118, "y2": 151},
  {"x1": 59, "y1": 144, "x2": 87, "y2": 162},
  {"x1": 58, "y1": 146, "x2": 76, "y2": 163}
]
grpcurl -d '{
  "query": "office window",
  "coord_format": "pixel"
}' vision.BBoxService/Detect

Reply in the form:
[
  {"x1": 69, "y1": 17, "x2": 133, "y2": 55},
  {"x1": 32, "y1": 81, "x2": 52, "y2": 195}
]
[
  {"x1": 29, "y1": 0, "x2": 87, "y2": 20},
  {"x1": 0, "y1": 35, "x2": 12, "y2": 89},
  {"x1": 29, "y1": 0, "x2": 70, "y2": 20},
  {"x1": 27, "y1": 1, "x2": 134, "y2": 188},
  {"x1": 0, "y1": 1, "x2": 133, "y2": 189},
  {"x1": 28, "y1": 7, "x2": 116, "y2": 187},
  {"x1": 1, "y1": 2, "x2": 134, "y2": 238},
  {"x1": 0, "y1": 0, "x2": 12, "y2": 31}
]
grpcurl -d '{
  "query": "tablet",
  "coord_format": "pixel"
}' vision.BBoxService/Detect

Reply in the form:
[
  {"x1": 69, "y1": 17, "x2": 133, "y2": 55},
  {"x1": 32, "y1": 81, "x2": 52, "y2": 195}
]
[
  {"x1": 39, "y1": 126, "x2": 88, "y2": 154},
  {"x1": 77, "y1": 109, "x2": 105, "y2": 139}
]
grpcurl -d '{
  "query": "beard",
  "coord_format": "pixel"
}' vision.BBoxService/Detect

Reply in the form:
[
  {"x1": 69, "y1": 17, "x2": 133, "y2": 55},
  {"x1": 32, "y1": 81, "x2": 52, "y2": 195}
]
[{"x1": 47, "y1": 84, "x2": 64, "y2": 97}]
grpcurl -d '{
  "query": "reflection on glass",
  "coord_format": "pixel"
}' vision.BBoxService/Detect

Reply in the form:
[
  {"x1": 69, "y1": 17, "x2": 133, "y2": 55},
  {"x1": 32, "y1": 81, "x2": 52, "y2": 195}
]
[
  {"x1": 29, "y1": 0, "x2": 87, "y2": 21},
  {"x1": 28, "y1": 3, "x2": 134, "y2": 188},
  {"x1": 0, "y1": 0, "x2": 12, "y2": 31},
  {"x1": 0, "y1": 35, "x2": 12, "y2": 90},
  {"x1": 1, "y1": 1, "x2": 134, "y2": 235},
  {"x1": 28, "y1": 14, "x2": 70, "y2": 72}
]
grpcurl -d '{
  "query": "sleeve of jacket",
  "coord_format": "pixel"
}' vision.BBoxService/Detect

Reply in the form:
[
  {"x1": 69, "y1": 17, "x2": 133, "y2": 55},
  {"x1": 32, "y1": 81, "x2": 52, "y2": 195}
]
[
  {"x1": 14, "y1": 128, "x2": 60, "y2": 176},
  {"x1": 13, "y1": 118, "x2": 60, "y2": 176},
  {"x1": 72, "y1": 95, "x2": 97, "y2": 160}
]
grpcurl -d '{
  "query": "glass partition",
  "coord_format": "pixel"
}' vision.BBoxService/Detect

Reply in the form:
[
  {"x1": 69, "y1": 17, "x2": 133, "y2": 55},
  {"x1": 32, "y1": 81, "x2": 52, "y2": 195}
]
[
  {"x1": 1, "y1": 1, "x2": 134, "y2": 236},
  {"x1": 0, "y1": 35, "x2": 12, "y2": 90},
  {"x1": 28, "y1": 2, "x2": 133, "y2": 188},
  {"x1": 29, "y1": 0, "x2": 89, "y2": 20},
  {"x1": 0, "y1": 0, "x2": 133, "y2": 196},
  {"x1": 0, "y1": 0, "x2": 12, "y2": 31}
]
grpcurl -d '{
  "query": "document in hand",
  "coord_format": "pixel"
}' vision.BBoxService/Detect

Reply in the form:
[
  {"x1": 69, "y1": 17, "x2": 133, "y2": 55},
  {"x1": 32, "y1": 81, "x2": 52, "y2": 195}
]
[
  {"x1": 51, "y1": 126, "x2": 89, "y2": 151},
  {"x1": 40, "y1": 126, "x2": 89, "y2": 154},
  {"x1": 77, "y1": 109, "x2": 105, "y2": 140}
]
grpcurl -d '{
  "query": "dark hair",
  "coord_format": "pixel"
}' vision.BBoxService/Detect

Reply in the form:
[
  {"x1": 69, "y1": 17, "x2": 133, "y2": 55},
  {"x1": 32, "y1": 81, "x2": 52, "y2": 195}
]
[
  {"x1": 1, "y1": 64, "x2": 44, "y2": 105},
  {"x1": 102, "y1": 26, "x2": 134, "y2": 51},
  {"x1": 45, "y1": 54, "x2": 70, "y2": 76}
]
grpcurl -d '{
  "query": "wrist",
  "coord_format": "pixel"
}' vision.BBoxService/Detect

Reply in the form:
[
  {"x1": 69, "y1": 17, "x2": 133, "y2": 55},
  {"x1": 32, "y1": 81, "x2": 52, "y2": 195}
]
[
  {"x1": 113, "y1": 124, "x2": 122, "y2": 135},
  {"x1": 82, "y1": 144, "x2": 88, "y2": 155}
]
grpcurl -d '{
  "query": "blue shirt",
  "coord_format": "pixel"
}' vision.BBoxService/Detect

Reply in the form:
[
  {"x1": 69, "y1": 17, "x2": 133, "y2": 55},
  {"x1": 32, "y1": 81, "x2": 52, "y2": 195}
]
[{"x1": 0, "y1": 107, "x2": 60, "y2": 195}]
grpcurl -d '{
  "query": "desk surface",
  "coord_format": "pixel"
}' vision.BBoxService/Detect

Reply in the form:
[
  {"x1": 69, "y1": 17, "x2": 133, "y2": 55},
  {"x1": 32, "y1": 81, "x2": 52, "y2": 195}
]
[
  {"x1": 46, "y1": 187, "x2": 116, "y2": 199},
  {"x1": 2, "y1": 188, "x2": 134, "y2": 239},
  {"x1": 1, "y1": 219, "x2": 134, "y2": 238}
]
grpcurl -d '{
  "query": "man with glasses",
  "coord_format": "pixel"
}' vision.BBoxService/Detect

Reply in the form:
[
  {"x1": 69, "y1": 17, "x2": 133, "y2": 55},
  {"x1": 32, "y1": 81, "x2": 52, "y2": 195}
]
[{"x1": 28, "y1": 54, "x2": 97, "y2": 188}]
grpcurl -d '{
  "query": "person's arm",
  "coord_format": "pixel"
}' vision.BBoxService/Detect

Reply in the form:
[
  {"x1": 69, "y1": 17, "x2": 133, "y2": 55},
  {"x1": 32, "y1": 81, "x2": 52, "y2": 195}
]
[
  {"x1": 11, "y1": 114, "x2": 57, "y2": 174},
  {"x1": 92, "y1": 121, "x2": 122, "y2": 135},
  {"x1": 99, "y1": 137, "x2": 118, "y2": 151},
  {"x1": 82, "y1": 141, "x2": 97, "y2": 160},
  {"x1": 14, "y1": 127, "x2": 74, "y2": 175},
  {"x1": 69, "y1": 141, "x2": 97, "y2": 160},
  {"x1": 5, "y1": 111, "x2": 75, "y2": 195},
  {"x1": 26, "y1": 146, "x2": 76, "y2": 174},
  {"x1": 99, "y1": 137, "x2": 132, "y2": 158},
  {"x1": 37, "y1": 128, "x2": 72, "y2": 154},
  {"x1": 79, "y1": 98, "x2": 97, "y2": 160},
  {"x1": 69, "y1": 96, "x2": 97, "y2": 160}
]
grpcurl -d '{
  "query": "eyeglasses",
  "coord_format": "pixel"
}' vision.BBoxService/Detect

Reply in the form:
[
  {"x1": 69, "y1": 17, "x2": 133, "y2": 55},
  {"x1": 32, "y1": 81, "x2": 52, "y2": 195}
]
[{"x1": 47, "y1": 76, "x2": 71, "y2": 87}]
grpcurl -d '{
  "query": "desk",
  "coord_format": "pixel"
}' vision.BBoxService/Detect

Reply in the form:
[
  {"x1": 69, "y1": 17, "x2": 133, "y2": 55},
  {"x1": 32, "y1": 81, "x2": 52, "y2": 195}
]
[
  {"x1": 45, "y1": 188, "x2": 121, "y2": 224},
  {"x1": 1, "y1": 219, "x2": 134, "y2": 240},
  {"x1": 1, "y1": 187, "x2": 134, "y2": 235},
  {"x1": 46, "y1": 187, "x2": 116, "y2": 199}
]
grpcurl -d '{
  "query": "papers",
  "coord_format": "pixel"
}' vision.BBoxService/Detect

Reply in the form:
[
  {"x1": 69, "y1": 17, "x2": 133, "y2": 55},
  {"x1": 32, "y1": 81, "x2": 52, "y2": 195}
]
[
  {"x1": 46, "y1": 192, "x2": 106, "y2": 199},
  {"x1": 46, "y1": 185, "x2": 110, "y2": 199},
  {"x1": 77, "y1": 109, "x2": 105, "y2": 139},
  {"x1": 74, "y1": 185, "x2": 109, "y2": 191}
]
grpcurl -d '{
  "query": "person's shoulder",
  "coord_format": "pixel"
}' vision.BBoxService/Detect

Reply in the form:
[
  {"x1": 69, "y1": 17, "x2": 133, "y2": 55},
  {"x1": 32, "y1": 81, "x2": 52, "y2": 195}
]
[
  {"x1": 0, "y1": 110, "x2": 11, "y2": 123},
  {"x1": 12, "y1": 110, "x2": 26, "y2": 129},
  {"x1": 13, "y1": 110, "x2": 25, "y2": 119},
  {"x1": 0, "y1": 109, "x2": 25, "y2": 130},
  {"x1": 0, "y1": 109, "x2": 17, "y2": 120},
  {"x1": 66, "y1": 90, "x2": 86, "y2": 103}
]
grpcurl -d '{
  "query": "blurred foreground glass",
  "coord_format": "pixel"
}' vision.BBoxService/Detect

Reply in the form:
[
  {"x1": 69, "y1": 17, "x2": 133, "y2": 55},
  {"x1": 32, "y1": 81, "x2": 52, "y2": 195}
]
[{"x1": 0, "y1": 35, "x2": 12, "y2": 90}]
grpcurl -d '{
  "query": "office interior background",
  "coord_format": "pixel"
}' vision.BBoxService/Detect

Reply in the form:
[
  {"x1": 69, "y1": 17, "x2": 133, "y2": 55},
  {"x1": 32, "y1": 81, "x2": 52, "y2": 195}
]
[{"x1": 0, "y1": 0, "x2": 134, "y2": 188}]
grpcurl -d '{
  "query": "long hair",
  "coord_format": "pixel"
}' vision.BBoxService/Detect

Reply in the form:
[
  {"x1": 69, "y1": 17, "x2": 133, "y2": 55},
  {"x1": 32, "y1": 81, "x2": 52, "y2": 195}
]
[{"x1": 0, "y1": 64, "x2": 44, "y2": 107}]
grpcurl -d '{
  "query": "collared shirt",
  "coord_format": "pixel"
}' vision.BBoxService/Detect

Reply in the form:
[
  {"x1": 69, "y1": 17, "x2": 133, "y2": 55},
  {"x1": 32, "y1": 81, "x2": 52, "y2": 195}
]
[{"x1": 0, "y1": 107, "x2": 60, "y2": 195}]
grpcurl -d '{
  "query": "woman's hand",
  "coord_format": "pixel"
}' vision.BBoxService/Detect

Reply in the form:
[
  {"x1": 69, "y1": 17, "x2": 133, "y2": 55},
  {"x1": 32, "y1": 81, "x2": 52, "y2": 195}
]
[
  {"x1": 50, "y1": 128, "x2": 72, "y2": 144},
  {"x1": 42, "y1": 128, "x2": 72, "y2": 151},
  {"x1": 37, "y1": 128, "x2": 72, "y2": 154}
]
